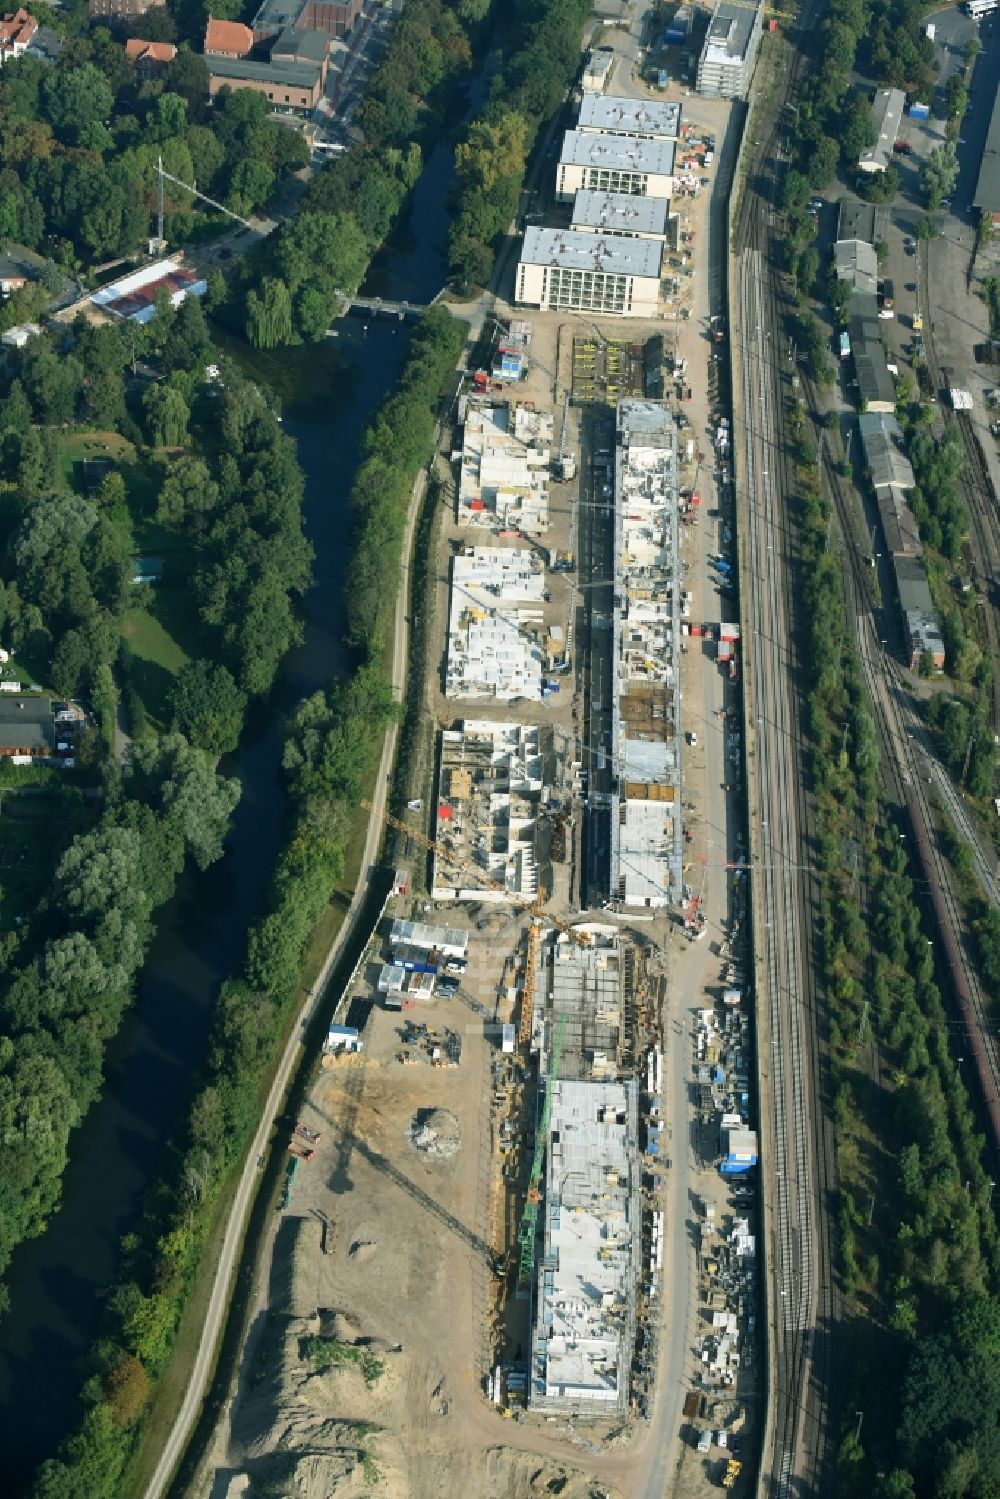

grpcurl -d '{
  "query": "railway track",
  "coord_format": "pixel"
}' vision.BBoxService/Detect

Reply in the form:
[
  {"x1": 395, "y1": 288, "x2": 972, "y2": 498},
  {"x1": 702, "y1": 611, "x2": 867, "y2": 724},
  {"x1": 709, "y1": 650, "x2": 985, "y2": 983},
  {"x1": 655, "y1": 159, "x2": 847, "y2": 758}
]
[
  {"x1": 815, "y1": 425, "x2": 1000, "y2": 1152},
  {"x1": 727, "y1": 12, "x2": 839, "y2": 1493},
  {"x1": 735, "y1": 225, "x2": 834, "y2": 1499},
  {"x1": 917, "y1": 244, "x2": 1000, "y2": 737}
]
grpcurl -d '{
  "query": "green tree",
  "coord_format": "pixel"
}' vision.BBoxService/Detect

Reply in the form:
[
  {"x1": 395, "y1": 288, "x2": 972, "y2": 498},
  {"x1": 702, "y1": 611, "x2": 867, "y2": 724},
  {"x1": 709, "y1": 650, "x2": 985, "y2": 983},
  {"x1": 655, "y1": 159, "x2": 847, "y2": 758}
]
[
  {"x1": 143, "y1": 384, "x2": 190, "y2": 448},
  {"x1": 21, "y1": 348, "x2": 84, "y2": 426},
  {"x1": 245, "y1": 277, "x2": 293, "y2": 348},
  {"x1": 41, "y1": 64, "x2": 113, "y2": 147},
  {"x1": 149, "y1": 734, "x2": 241, "y2": 870},
  {"x1": 841, "y1": 96, "x2": 877, "y2": 164},
  {"x1": 921, "y1": 143, "x2": 959, "y2": 210},
  {"x1": 169, "y1": 660, "x2": 246, "y2": 754},
  {"x1": 155, "y1": 454, "x2": 219, "y2": 527},
  {"x1": 228, "y1": 158, "x2": 275, "y2": 215},
  {"x1": 51, "y1": 629, "x2": 91, "y2": 698}
]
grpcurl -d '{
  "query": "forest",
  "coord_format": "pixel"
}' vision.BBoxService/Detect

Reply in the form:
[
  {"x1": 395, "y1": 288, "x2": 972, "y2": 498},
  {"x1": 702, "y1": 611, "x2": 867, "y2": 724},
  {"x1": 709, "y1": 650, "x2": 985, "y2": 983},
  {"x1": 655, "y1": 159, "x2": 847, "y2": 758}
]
[
  {"x1": 27, "y1": 302, "x2": 463, "y2": 1499},
  {"x1": 0, "y1": 35, "x2": 307, "y2": 278},
  {"x1": 0, "y1": 289, "x2": 312, "y2": 1305},
  {"x1": 787, "y1": 367, "x2": 1000, "y2": 1499},
  {"x1": 446, "y1": 0, "x2": 590, "y2": 289}
]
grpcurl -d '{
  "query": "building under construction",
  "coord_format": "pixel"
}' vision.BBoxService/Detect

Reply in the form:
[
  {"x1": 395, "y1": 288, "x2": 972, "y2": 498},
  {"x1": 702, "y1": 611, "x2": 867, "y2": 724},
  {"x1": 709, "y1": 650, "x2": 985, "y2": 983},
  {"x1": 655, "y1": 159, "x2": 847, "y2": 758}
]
[
  {"x1": 529, "y1": 926, "x2": 638, "y2": 1078},
  {"x1": 609, "y1": 400, "x2": 684, "y2": 908},
  {"x1": 431, "y1": 720, "x2": 559, "y2": 902},
  {"x1": 527, "y1": 1077, "x2": 640, "y2": 1415}
]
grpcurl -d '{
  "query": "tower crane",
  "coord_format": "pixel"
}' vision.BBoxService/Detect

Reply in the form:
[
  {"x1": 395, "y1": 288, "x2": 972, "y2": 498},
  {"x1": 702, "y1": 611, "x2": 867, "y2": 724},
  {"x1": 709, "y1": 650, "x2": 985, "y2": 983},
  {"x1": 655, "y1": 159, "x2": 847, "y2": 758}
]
[{"x1": 359, "y1": 800, "x2": 590, "y2": 1049}]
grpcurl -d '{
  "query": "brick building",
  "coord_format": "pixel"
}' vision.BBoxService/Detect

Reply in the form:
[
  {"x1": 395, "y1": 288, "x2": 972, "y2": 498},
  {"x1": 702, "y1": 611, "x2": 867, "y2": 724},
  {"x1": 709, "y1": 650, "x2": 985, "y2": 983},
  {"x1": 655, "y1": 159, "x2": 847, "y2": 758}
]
[
  {"x1": 88, "y1": 0, "x2": 165, "y2": 19},
  {"x1": 204, "y1": 11, "x2": 328, "y2": 112}
]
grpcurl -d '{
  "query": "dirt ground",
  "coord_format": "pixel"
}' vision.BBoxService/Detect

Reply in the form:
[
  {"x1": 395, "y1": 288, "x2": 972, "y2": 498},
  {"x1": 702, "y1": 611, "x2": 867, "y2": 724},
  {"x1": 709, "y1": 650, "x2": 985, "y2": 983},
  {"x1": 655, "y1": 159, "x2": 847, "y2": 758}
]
[
  {"x1": 197, "y1": 929, "x2": 641, "y2": 1499},
  {"x1": 192, "y1": 66, "x2": 755, "y2": 1499}
]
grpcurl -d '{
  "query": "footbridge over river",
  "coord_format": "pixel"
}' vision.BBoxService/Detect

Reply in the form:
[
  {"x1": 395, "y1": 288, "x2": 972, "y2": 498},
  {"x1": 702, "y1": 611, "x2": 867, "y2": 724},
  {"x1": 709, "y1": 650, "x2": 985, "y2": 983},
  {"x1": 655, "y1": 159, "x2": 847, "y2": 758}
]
[{"x1": 330, "y1": 287, "x2": 447, "y2": 324}]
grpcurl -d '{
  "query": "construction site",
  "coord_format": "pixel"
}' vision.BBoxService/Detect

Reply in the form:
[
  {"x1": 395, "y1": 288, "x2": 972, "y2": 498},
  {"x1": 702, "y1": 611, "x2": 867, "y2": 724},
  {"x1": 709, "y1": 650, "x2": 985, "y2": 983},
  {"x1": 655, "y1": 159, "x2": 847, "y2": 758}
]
[{"x1": 192, "y1": 56, "x2": 759, "y2": 1499}]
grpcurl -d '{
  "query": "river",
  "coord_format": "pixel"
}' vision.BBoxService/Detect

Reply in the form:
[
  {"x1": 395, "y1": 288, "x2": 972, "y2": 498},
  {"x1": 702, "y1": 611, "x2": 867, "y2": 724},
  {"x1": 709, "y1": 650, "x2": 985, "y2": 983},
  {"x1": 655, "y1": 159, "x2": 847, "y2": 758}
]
[{"x1": 0, "y1": 122, "x2": 457, "y2": 1491}]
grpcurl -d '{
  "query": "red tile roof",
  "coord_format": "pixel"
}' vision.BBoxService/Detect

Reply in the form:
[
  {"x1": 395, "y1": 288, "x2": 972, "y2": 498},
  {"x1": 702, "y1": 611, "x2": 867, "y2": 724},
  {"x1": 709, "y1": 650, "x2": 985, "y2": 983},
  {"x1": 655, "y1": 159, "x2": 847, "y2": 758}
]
[
  {"x1": 0, "y1": 8, "x2": 38, "y2": 48},
  {"x1": 125, "y1": 38, "x2": 177, "y2": 62},
  {"x1": 203, "y1": 17, "x2": 253, "y2": 56}
]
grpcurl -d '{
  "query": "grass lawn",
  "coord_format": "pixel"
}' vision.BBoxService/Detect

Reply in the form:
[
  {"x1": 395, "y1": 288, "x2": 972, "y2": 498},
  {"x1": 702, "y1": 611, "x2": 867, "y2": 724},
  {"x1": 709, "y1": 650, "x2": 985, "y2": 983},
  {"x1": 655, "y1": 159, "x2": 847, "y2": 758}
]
[
  {"x1": 56, "y1": 430, "x2": 136, "y2": 491},
  {"x1": 57, "y1": 431, "x2": 193, "y2": 563},
  {"x1": 124, "y1": 603, "x2": 191, "y2": 727}
]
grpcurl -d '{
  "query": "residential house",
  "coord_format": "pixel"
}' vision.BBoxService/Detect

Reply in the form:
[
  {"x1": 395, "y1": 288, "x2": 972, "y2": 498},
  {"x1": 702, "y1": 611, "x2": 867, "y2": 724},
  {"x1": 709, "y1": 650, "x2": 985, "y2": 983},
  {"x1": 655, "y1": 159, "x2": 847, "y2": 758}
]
[
  {"x1": 0, "y1": 253, "x2": 29, "y2": 297},
  {"x1": 204, "y1": 16, "x2": 254, "y2": 56},
  {"x1": 0, "y1": 7, "x2": 37, "y2": 63},
  {"x1": 125, "y1": 37, "x2": 177, "y2": 78},
  {"x1": 0, "y1": 696, "x2": 56, "y2": 761}
]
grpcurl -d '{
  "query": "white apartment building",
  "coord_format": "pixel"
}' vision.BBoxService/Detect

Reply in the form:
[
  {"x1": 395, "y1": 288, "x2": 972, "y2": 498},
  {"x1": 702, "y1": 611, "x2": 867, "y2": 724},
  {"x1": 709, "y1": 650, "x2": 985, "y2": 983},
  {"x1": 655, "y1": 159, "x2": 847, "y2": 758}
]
[
  {"x1": 571, "y1": 190, "x2": 670, "y2": 239},
  {"x1": 696, "y1": 1, "x2": 763, "y2": 99},
  {"x1": 556, "y1": 130, "x2": 676, "y2": 201},
  {"x1": 515, "y1": 227, "x2": 662, "y2": 318},
  {"x1": 577, "y1": 92, "x2": 681, "y2": 140}
]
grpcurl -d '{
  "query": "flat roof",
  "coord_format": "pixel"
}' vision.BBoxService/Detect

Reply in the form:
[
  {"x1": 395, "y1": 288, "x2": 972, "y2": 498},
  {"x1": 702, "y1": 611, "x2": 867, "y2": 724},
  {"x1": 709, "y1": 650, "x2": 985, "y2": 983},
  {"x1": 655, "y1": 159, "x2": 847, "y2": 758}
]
[
  {"x1": 560, "y1": 129, "x2": 675, "y2": 177},
  {"x1": 207, "y1": 54, "x2": 321, "y2": 87},
  {"x1": 253, "y1": 0, "x2": 303, "y2": 29},
  {"x1": 520, "y1": 226, "x2": 662, "y2": 279},
  {"x1": 529, "y1": 1078, "x2": 638, "y2": 1412},
  {"x1": 701, "y1": 2, "x2": 758, "y2": 64},
  {"x1": 388, "y1": 918, "x2": 468, "y2": 953},
  {"x1": 0, "y1": 696, "x2": 53, "y2": 725},
  {"x1": 836, "y1": 200, "x2": 890, "y2": 244},
  {"x1": 578, "y1": 91, "x2": 680, "y2": 139},
  {"x1": 274, "y1": 25, "x2": 328, "y2": 62},
  {"x1": 571, "y1": 190, "x2": 670, "y2": 236},
  {"x1": 974, "y1": 88, "x2": 1000, "y2": 213}
]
